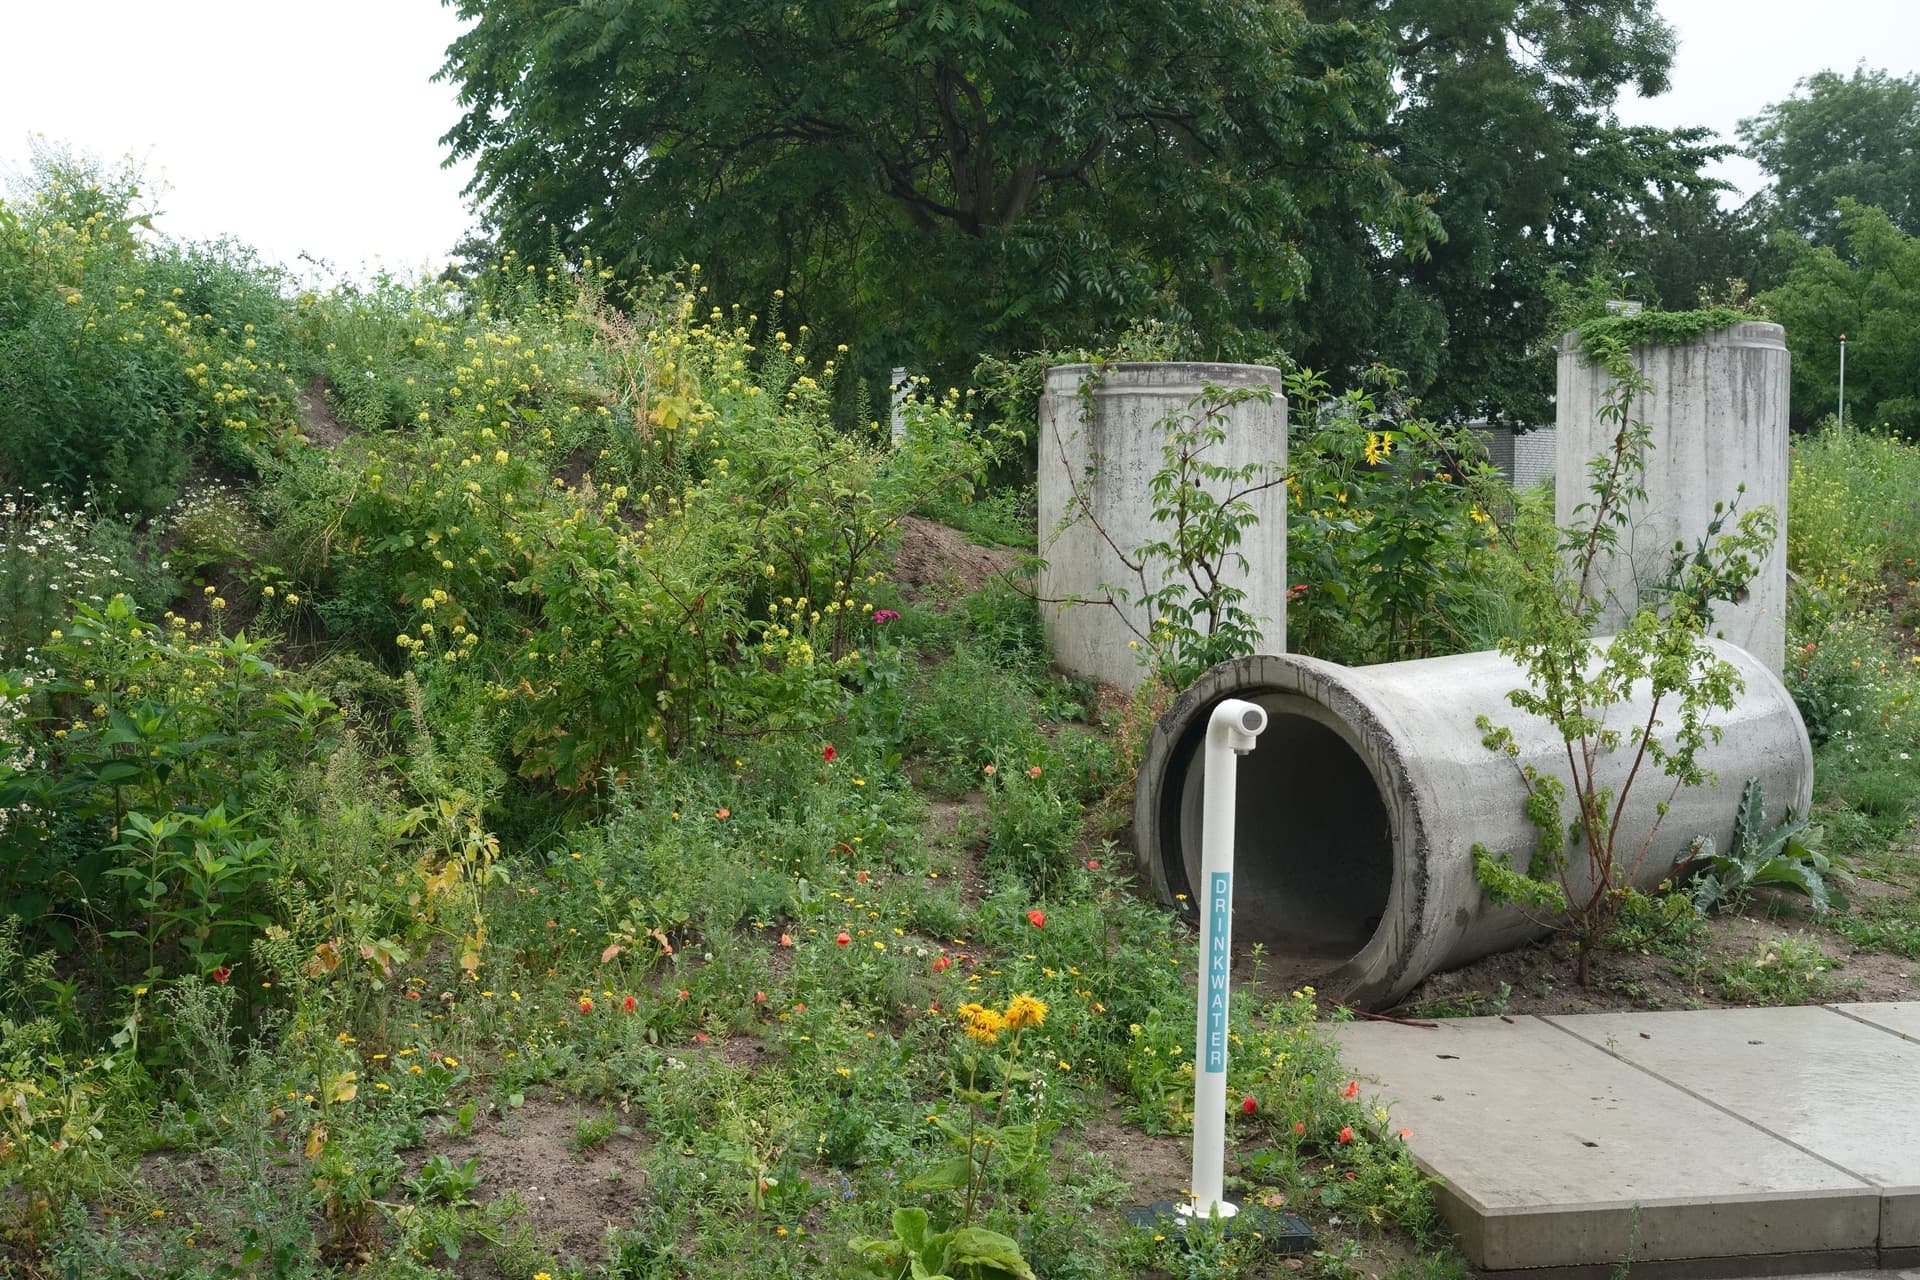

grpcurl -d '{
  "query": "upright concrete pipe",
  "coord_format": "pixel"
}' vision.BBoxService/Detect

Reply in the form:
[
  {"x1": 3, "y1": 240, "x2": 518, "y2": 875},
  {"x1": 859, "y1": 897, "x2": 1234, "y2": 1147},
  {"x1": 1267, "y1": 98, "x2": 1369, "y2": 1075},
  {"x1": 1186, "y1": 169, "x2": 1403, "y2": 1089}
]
[
  {"x1": 1037, "y1": 362, "x2": 1287, "y2": 691},
  {"x1": 1134, "y1": 642, "x2": 1813, "y2": 1009},
  {"x1": 1555, "y1": 322, "x2": 1791, "y2": 677}
]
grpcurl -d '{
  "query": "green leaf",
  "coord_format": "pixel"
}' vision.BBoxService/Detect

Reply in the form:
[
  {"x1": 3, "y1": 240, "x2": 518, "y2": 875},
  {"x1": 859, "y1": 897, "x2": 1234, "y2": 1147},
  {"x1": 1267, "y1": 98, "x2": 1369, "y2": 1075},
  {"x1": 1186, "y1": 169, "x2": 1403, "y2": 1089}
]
[
  {"x1": 944, "y1": 1226, "x2": 1036, "y2": 1280},
  {"x1": 905, "y1": 1155, "x2": 974, "y2": 1192},
  {"x1": 891, "y1": 1207, "x2": 931, "y2": 1252}
]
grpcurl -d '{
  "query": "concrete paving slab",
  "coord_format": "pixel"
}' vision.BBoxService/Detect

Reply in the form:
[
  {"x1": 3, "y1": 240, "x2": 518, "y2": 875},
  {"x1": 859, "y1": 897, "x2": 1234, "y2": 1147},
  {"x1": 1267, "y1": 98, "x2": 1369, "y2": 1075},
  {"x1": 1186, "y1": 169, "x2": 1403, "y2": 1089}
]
[
  {"x1": 1331, "y1": 1015, "x2": 1877, "y2": 1270},
  {"x1": 1831, "y1": 1003, "x2": 1920, "y2": 1046},
  {"x1": 1547, "y1": 1007, "x2": 1920, "y2": 1249}
]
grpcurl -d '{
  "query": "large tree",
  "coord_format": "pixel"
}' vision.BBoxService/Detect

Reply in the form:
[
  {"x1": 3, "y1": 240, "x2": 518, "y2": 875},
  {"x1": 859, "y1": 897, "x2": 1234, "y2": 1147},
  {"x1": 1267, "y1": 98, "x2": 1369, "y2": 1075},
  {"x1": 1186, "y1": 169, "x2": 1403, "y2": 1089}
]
[
  {"x1": 1760, "y1": 199, "x2": 1920, "y2": 435},
  {"x1": 1740, "y1": 66, "x2": 1920, "y2": 247},
  {"x1": 438, "y1": 0, "x2": 1436, "y2": 388},
  {"x1": 1290, "y1": 0, "x2": 1722, "y2": 425}
]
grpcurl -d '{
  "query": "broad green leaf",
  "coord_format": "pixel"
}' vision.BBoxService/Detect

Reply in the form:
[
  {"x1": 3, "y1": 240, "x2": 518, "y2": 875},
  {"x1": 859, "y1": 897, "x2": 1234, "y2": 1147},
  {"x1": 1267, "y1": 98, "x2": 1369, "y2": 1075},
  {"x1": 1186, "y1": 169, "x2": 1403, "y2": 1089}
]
[
  {"x1": 905, "y1": 1155, "x2": 974, "y2": 1191},
  {"x1": 945, "y1": 1226, "x2": 1036, "y2": 1279}
]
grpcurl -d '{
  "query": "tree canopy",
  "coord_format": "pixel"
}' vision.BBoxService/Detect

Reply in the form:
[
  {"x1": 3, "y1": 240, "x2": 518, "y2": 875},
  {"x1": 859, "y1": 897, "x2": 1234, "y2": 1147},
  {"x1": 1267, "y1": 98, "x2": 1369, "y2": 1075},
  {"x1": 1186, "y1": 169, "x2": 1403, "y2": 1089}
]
[
  {"x1": 1740, "y1": 66, "x2": 1920, "y2": 247},
  {"x1": 1288, "y1": 0, "x2": 1712, "y2": 425},
  {"x1": 438, "y1": 0, "x2": 1437, "y2": 391},
  {"x1": 1761, "y1": 200, "x2": 1920, "y2": 436}
]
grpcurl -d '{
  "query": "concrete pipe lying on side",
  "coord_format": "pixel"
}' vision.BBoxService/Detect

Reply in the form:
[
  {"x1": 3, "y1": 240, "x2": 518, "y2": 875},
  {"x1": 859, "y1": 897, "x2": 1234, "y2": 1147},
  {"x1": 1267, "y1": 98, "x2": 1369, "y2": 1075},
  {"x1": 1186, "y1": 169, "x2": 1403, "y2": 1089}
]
[{"x1": 1133, "y1": 642, "x2": 1813, "y2": 1009}]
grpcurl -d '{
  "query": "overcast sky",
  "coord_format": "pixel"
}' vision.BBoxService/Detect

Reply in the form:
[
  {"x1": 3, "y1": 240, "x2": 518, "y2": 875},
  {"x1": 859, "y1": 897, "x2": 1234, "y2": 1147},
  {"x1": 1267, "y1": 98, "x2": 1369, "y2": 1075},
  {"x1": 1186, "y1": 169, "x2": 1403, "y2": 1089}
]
[{"x1": 2, "y1": 1, "x2": 1916, "y2": 280}]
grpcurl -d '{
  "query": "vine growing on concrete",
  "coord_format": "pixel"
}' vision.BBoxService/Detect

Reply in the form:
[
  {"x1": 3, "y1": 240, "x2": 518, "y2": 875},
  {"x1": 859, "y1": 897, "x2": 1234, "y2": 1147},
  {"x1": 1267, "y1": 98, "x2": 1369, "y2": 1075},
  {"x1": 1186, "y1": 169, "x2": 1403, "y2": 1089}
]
[
  {"x1": 1044, "y1": 370, "x2": 1287, "y2": 690},
  {"x1": 1471, "y1": 325, "x2": 1777, "y2": 985}
]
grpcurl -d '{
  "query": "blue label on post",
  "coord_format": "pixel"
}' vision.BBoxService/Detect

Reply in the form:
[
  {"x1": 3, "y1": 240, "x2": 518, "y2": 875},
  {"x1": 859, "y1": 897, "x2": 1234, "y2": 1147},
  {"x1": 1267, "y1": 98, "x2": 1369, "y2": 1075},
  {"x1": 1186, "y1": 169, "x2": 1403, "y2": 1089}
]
[{"x1": 1205, "y1": 871, "x2": 1231, "y2": 1073}]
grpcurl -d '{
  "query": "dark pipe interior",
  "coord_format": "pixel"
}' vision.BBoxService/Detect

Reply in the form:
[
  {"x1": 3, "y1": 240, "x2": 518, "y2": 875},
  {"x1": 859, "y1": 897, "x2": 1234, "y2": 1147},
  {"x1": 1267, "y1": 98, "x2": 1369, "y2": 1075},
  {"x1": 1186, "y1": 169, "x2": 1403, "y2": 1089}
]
[{"x1": 1178, "y1": 704, "x2": 1393, "y2": 960}]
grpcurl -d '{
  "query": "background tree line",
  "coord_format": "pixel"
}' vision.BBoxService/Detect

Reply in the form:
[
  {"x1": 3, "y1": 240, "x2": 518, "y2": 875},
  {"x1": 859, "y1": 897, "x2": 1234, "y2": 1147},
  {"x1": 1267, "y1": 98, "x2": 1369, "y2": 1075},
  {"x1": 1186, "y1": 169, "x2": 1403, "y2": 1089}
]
[{"x1": 436, "y1": 0, "x2": 1920, "y2": 435}]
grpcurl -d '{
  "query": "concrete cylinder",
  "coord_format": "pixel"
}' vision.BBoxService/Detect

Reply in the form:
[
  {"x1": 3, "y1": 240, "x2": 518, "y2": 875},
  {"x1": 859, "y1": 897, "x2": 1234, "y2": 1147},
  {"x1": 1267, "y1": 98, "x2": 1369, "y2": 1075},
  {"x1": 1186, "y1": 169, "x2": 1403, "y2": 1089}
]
[
  {"x1": 1133, "y1": 642, "x2": 1812, "y2": 1009},
  {"x1": 1554, "y1": 322, "x2": 1790, "y2": 676},
  {"x1": 1037, "y1": 363, "x2": 1286, "y2": 690}
]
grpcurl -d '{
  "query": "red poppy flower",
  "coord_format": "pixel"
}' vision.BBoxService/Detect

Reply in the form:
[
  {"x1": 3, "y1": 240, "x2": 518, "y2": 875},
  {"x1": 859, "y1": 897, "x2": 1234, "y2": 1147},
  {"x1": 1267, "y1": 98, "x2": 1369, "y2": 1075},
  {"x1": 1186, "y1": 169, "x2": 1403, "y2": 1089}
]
[
  {"x1": 623, "y1": 995, "x2": 637, "y2": 1013},
  {"x1": 715, "y1": 808, "x2": 730, "y2": 820},
  {"x1": 1241, "y1": 1096, "x2": 1257, "y2": 1115},
  {"x1": 754, "y1": 991, "x2": 767, "y2": 1003},
  {"x1": 779, "y1": 933, "x2": 793, "y2": 947},
  {"x1": 677, "y1": 989, "x2": 689, "y2": 1001},
  {"x1": 1293, "y1": 1121, "x2": 1306, "y2": 1136},
  {"x1": 857, "y1": 869, "x2": 868, "y2": 883},
  {"x1": 933, "y1": 955, "x2": 953, "y2": 973},
  {"x1": 1342, "y1": 1079, "x2": 1359, "y2": 1099},
  {"x1": 1027, "y1": 766, "x2": 1042, "y2": 778},
  {"x1": 692, "y1": 1031, "x2": 708, "y2": 1044},
  {"x1": 406, "y1": 990, "x2": 421, "y2": 1001},
  {"x1": 209, "y1": 966, "x2": 231, "y2": 985},
  {"x1": 1026, "y1": 909, "x2": 1046, "y2": 929},
  {"x1": 1338, "y1": 1125, "x2": 1354, "y2": 1144},
  {"x1": 836, "y1": 932, "x2": 851, "y2": 947},
  {"x1": 822, "y1": 744, "x2": 837, "y2": 763},
  {"x1": 1085, "y1": 859, "x2": 1101, "y2": 871}
]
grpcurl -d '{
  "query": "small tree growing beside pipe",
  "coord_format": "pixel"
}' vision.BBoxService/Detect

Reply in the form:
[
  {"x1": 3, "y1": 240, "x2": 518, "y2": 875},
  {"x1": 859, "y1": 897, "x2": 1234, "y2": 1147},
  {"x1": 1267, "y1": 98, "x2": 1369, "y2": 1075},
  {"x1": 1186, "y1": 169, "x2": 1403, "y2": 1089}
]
[{"x1": 1471, "y1": 318, "x2": 1777, "y2": 985}]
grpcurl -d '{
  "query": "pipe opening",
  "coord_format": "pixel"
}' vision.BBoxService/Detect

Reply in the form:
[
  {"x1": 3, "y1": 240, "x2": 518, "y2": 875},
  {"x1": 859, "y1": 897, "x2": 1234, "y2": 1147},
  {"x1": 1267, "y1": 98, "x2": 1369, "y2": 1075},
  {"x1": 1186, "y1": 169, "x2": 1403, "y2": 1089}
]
[{"x1": 1176, "y1": 697, "x2": 1393, "y2": 962}]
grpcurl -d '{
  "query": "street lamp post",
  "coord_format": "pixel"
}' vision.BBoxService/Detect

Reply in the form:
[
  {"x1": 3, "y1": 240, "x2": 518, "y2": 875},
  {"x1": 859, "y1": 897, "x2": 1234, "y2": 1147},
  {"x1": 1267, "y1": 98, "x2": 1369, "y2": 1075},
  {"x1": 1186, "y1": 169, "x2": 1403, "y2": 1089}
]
[{"x1": 1838, "y1": 334, "x2": 1847, "y2": 429}]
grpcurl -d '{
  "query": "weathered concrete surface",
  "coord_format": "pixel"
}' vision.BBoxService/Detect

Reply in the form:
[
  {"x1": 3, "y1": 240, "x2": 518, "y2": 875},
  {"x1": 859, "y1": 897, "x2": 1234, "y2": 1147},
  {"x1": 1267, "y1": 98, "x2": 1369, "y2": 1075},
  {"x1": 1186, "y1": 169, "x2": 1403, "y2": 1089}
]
[
  {"x1": 1331, "y1": 1015, "x2": 1875, "y2": 1270},
  {"x1": 1135, "y1": 641, "x2": 1812, "y2": 1008},
  {"x1": 1330, "y1": 1005, "x2": 1920, "y2": 1272},
  {"x1": 1831, "y1": 1002, "x2": 1920, "y2": 1044},
  {"x1": 1551, "y1": 1007, "x2": 1920, "y2": 1249},
  {"x1": 1555, "y1": 322, "x2": 1791, "y2": 677},
  {"x1": 1036, "y1": 363, "x2": 1286, "y2": 690}
]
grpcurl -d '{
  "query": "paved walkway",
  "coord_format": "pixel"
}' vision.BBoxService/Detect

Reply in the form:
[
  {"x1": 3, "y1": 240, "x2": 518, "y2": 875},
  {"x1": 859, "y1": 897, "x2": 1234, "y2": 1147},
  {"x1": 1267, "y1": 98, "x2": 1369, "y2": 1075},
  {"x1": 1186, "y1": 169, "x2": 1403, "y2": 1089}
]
[{"x1": 1331, "y1": 1004, "x2": 1920, "y2": 1277}]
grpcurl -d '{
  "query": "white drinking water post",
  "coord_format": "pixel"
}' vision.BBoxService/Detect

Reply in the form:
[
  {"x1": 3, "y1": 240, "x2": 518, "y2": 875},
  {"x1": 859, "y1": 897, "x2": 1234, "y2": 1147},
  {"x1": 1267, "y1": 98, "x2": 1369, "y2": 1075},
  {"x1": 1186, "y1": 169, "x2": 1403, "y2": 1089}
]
[{"x1": 1183, "y1": 697, "x2": 1268, "y2": 1223}]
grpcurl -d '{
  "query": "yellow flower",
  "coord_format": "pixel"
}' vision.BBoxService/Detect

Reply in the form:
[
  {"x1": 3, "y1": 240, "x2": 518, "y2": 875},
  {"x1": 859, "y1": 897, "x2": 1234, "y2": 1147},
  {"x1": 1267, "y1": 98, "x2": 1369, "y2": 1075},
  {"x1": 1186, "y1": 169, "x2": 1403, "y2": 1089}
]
[
  {"x1": 1005, "y1": 994, "x2": 1048, "y2": 1030},
  {"x1": 957, "y1": 1003, "x2": 1007, "y2": 1044}
]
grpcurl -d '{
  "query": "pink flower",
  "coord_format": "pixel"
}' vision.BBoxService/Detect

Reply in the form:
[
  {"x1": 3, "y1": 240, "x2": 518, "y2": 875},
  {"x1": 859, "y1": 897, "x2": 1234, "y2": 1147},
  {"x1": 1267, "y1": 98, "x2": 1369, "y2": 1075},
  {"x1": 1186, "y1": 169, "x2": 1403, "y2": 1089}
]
[
  {"x1": 1085, "y1": 859, "x2": 1101, "y2": 871},
  {"x1": 873, "y1": 609, "x2": 900, "y2": 624},
  {"x1": 982, "y1": 764, "x2": 996, "y2": 776}
]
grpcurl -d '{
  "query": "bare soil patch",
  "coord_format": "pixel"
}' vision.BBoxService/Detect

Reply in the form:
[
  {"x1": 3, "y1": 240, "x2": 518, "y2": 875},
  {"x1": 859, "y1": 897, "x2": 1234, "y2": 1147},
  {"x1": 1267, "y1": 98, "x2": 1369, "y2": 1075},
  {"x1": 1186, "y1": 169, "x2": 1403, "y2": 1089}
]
[
  {"x1": 420, "y1": 1096, "x2": 648, "y2": 1270},
  {"x1": 1392, "y1": 904, "x2": 1918, "y2": 1018},
  {"x1": 893, "y1": 516, "x2": 1025, "y2": 600},
  {"x1": 295, "y1": 377, "x2": 351, "y2": 449},
  {"x1": 1077, "y1": 1103, "x2": 1191, "y2": 1206}
]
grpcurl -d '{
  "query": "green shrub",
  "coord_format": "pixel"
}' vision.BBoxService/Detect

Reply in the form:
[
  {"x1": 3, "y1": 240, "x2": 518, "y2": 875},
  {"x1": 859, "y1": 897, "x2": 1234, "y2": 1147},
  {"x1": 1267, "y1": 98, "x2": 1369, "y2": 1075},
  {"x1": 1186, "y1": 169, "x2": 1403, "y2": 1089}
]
[
  {"x1": 0, "y1": 595, "x2": 336, "y2": 969},
  {"x1": 0, "y1": 157, "x2": 302, "y2": 516},
  {"x1": 1285, "y1": 366, "x2": 1510, "y2": 666}
]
